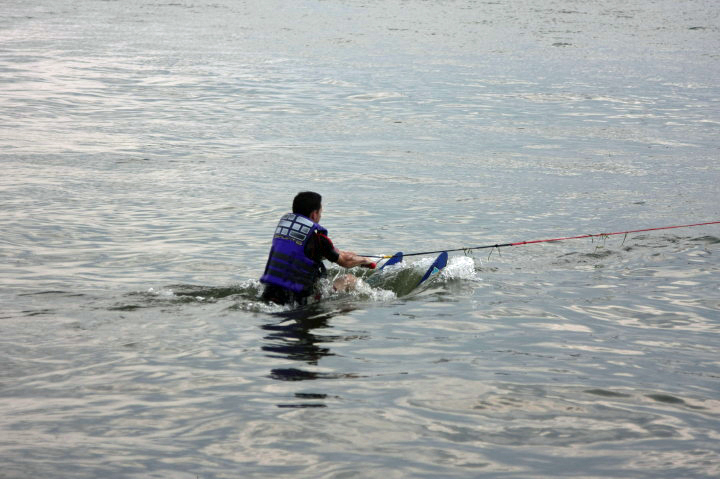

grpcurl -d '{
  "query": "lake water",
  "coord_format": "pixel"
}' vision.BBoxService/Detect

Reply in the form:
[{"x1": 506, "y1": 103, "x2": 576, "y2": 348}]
[{"x1": 1, "y1": 0, "x2": 719, "y2": 477}]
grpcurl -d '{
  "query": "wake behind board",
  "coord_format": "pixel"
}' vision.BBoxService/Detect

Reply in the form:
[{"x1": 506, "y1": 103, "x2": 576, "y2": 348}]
[
  {"x1": 366, "y1": 252, "x2": 403, "y2": 288},
  {"x1": 416, "y1": 251, "x2": 448, "y2": 287}
]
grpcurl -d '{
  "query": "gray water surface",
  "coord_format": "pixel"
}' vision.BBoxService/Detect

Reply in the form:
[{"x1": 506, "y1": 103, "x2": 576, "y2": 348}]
[{"x1": 1, "y1": 1, "x2": 719, "y2": 478}]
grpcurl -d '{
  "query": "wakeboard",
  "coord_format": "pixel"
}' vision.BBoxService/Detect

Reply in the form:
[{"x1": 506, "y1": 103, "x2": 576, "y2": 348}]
[
  {"x1": 379, "y1": 252, "x2": 403, "y2": 270},
  {"x1": 416, "y1": 251, "x2": 448, "y2": 287}
]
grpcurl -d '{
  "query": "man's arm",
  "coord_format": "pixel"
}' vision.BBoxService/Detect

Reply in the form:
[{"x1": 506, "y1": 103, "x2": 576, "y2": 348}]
[
  {"x1": 315, "y1": 232, "x2": 376, "y2": 269},
  {"x1": 337, "y1": 250, "x2": 376, "y2": 269}
]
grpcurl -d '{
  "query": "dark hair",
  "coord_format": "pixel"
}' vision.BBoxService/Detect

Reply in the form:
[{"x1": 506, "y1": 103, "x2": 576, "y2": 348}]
[{"x1": 292, "y1": 191, "x2": 322, "y2": 217}]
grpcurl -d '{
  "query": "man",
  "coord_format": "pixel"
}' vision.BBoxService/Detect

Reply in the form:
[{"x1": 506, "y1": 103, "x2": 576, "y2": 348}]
[{"x1": 260, "y1": 191, "x2": 376, "y2": 305}]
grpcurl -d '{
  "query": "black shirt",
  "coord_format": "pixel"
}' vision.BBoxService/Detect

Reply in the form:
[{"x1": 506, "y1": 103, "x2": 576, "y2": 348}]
[{"x1": 305, "y1": 231, "x2": 340, "y2": 264}]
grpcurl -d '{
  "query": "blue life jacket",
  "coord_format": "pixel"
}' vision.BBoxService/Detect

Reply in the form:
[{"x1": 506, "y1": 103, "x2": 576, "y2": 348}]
[{"x1": 260, "y1": 213, "x2": 328, "y2": 295}]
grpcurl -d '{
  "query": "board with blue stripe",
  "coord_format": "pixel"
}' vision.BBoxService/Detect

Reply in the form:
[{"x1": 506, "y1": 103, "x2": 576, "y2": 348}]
[
  {"x1": 417, "y1": 251, "x2": 448, "y2": 287},
  {"x1": 379, "y1": 252, "x2": 403, "y2": 270}
]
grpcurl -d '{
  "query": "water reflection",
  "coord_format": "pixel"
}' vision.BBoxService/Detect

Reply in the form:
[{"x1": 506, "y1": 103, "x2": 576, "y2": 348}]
[{"x1": 261, "y1": 305, "x2": 364, "y2": 382}]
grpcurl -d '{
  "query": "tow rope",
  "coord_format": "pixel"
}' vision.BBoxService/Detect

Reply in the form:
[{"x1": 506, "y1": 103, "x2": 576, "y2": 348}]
[{"x1": 364, "y1": 221, "x2": 720, "y2": 259}]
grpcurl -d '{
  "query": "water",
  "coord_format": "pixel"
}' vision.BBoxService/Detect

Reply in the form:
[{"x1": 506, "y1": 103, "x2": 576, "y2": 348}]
[{"x1": 1, "y1": 0, "x2": 719, "y2": 477}]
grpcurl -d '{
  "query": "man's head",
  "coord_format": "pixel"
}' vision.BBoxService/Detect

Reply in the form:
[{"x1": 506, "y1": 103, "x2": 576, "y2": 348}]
[{"x1": 292, "y1": 191, "x2": 322, "y2": 221}]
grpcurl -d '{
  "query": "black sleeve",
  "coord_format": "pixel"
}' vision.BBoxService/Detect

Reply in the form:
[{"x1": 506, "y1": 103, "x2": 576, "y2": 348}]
[{"x1": 315, "y1": 232, "x2": 340, "y2": 263}]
